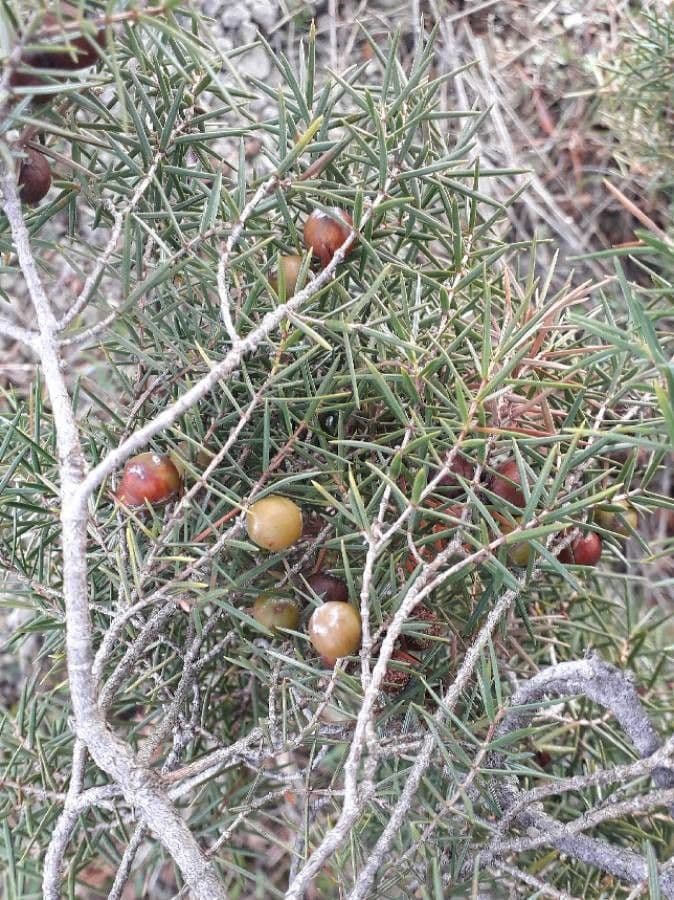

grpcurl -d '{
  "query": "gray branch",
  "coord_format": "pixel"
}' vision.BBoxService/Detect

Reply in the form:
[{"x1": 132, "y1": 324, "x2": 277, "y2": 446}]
[
  {"x1": 0, "y1": 161, "x2": 228, "y2": 900},
  {"x1": 482, "y1": 653, "x2": 674, "y2": 897}
]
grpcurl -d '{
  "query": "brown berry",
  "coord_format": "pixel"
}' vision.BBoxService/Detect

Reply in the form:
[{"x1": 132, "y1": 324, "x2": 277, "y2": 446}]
[
  {"x1": 9, "y1": 68, "x2": 46, "y2": 92},
  {"x1": 432, "y1": 454, "x2": 475, "y2": 494},
  {"x1": 116, "y1": 452, "x2": 182, "y2": 507},
  {"x1": 559, "y1": 531, "x2": 602, "y2": 566},
  {"x1": 305, "y1": 572, "x2": 349, "y2": 603},
  {"x1": 269, "y1": 254, "x2": 303, "y2": 297},
  {"x1": 27, "y1": 18, "x2": 105, "y2": 72},
  {"x1": 594, "y1": 501, "x2": 638, "y2": 536},
  {"x1": 308, "y1": 601, "x2": 361, "y2": 666},
  {"x1": 252, "y1": 595, "x2": 300, "y2": 632},
  {"x1": 491, "y1": 459, "x2": 526, "y2": 507},
  {"x1": 246, "y1": 495, "x2": 303, "y2": 552},
  {"x1": 303, "y1": 208, "x2": 355, "y2": 268},
  {"x1": 18, "y1": 148, "x2": 52, "y2": 205}
]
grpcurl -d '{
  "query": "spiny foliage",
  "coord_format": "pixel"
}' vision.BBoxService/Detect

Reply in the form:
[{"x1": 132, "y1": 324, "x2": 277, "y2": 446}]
[{"x1": 0, "y1": 4, "x2": 672, "y2": 898}]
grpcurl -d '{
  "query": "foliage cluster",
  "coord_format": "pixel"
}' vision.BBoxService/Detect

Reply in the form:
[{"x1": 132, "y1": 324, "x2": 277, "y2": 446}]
[{"x1": 0, "y1": 3, "x2": 672, "y2": 898}]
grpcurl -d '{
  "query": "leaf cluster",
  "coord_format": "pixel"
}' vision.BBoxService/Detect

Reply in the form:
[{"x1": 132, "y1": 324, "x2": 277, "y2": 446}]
[{"x1": 0, "y1": 4, "x2": 672, "y2": 898}]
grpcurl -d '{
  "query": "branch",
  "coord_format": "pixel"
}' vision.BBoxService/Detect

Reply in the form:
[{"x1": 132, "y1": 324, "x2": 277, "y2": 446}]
[
  {"x1": 0, "y1": 314, "x2": 36, "y2": 346},
  {"x1": 480, "y1": 654, "x2": 674, "y2": 897},
  {"x1": 489, "y1": 860, "x2": 582, "y2": 900},
  {"x1": 1, "y1": 160, "x2": 228, "y2": 900},
  {"x1": 217, "y1": 173, "x2": 279, "y2": 342}
]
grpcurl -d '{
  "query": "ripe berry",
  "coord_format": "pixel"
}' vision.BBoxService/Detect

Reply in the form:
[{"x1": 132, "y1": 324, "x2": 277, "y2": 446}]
[
  {"x1": 116, "y1": 452, "x2": 182, "y2": 507},
  {"x1": 42, "y1": 31, "x2": 104, "y2": 70},
  {"x1": 246, "y1": 495, "x2": 303, "y2": 551},
  {"x1": 305, "y1": 572, "x2": 349, "y2": 603},
  {"x1": 9, "y1": 69, "x2": 45, "y2": 92},
  {"x1": 559, "y1": 531, "x2": 602, "y2": 566},
  {"x1": 10, "y1": 25, "x2": 103, "y2": 95},
  {"x1": 18, "y1": 148, "x2": 52, "y2": 205},
  {"x1": 308, "y1": 601, "x2": 361, "y2": 666},
  {"x1": 26, "y1": 16, "x2": 104, "y2": 71},
  {"x1": 432, "y1": 454, "x2": 475, "y2": 495},
  {"x1": 303, "y1": 208, "x2": 355, "y2": 268},
  {"x1": 252, "y1": 594, "x2": 300, "y2": 632},
  {"x1": 490, "y1": 459, "x2": 526, "y2": 507},
  {"x1": 594, "y1": 500, "x2": 638, "y2": 536},
  {"x1": 269, "y1": 254, "x2": 303, "y2": 297}
]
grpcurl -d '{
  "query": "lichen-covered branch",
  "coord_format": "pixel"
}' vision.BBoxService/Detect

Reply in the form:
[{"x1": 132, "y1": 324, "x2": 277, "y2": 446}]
[{"x1": 481, "y1": 653, "x2": 674, "y2": 897}]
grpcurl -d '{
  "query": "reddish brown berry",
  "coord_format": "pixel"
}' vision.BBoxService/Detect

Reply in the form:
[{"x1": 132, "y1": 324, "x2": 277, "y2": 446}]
[
  {"x1": 252, "y1": 595, "x2": 300, "y2": 632},
  {"x1": 308, "y1": 601, "x2": 361, "y2": 666},
  {"x1": 303, "y1": 208, "x2": 355, "y2": 268},
  {"x1": 432, "y1": 454, "x2": 475, "y2": 494},
  {"x1": 491, "y1": 459, "x2": 526, "y2": 507},
  {"x1": 44, "y1": 31, "x2": 104, "y2": 70},
  {"x1": 534, "y1": 750, "x2": 553, "y2": 769},
  {"x1": 9, "y1": 68, "x2": 46, "y2": 91},
  {"x1": 116, "y1": 452, "x2": 182, "y2": 507},
  {"x1": 28, "y1": 17, "x2": 105, "y2": 72},
  {"x1": 305, "y1": 572, "x2": 349, "y2": 604},
  {"x1": 10, "y1": 25, "x2": 103, "y2": 95},
  {"x1": 246, "y1": 495, "x2": 303, "y2": 552},
  {"x1": 559, "y1": 531, "x2": 602, "y2": 566},
  {"x1": 18, "y1": 148, "x2": 52, "y2": 205}
]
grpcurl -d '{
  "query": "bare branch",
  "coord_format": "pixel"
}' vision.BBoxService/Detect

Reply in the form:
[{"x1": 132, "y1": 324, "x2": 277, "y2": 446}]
[
  {"x1": 0, "y1": 315, "x2": 36, "y2": 346},
  {"x1": 217, "y1": 173, "x2": 279, "y2": 342}
]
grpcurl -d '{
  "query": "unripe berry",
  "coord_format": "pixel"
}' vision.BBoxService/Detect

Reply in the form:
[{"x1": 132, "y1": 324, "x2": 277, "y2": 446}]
[
  {"x1": 269, "y1": 254, "x2": 303, "y2": 297},
  {"x1": 18, "y1": 148, "x2": 51, "y2": 205},
  {"x1": 246, "y1": 495, "x2": 303, "y2": 551},
  {"x1": 116, "y1": 453, "x2": 182, "y2": 507},
  {"x1": 252, "y1": 595, "x2": 300, "y2": 632},
  {"x1": 303, "y1": 208, "x2": 355, "y2": 268},
  {"x1": 490, "y1": 459, "x2": 526, "y2": 508},
  {"x1": 308, "y1": 601, "x2": 361, "y2": 666},
  {"x1": 497, "y1": 515, "x2": 532, "y2": 567},
  {"x1": 594, "y1": 500, "x2": 638, "y2": 536},
  {"x1": 305, "y1": 572, "x2": 349, "y2": 603},
  {"x1": 509, "y1": 539, "x2": 533, "y2": 567},
  {"x1": 559, "y1": 531, "x2": 602, "y2": 566}
]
